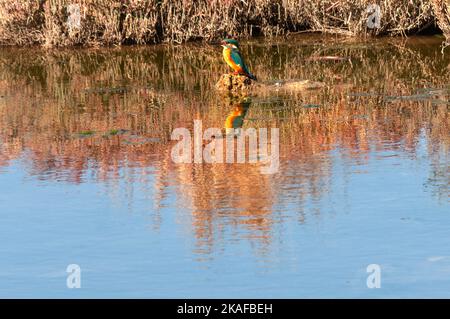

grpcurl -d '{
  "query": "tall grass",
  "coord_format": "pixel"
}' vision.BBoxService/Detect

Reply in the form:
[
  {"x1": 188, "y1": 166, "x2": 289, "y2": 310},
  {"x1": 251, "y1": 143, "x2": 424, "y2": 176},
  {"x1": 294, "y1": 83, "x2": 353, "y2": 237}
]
[
  {"x1": 432, "y1": 0, "x2": 450, "y2": 46},
  {"x1": 0, "y1": 0, "x2": 448, "y2": 46}
]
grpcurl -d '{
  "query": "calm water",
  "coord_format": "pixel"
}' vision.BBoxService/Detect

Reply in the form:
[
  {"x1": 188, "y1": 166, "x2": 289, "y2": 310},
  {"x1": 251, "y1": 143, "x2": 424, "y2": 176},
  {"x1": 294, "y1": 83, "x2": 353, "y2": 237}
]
[{"x1": 0, "y1": 35, "x2": 449, "y2": 298}]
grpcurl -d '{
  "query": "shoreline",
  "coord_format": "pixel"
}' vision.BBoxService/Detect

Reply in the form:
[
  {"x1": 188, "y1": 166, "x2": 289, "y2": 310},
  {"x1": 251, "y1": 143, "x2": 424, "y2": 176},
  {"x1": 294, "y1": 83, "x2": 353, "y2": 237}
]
[{"x1": 0, "y1": 33, "x2": 446, "y2": 51}]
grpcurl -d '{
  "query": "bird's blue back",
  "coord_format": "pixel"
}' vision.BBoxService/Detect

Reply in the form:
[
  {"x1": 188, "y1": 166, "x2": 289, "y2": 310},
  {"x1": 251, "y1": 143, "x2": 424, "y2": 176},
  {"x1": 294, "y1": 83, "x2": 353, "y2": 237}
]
[{"x1": 230, "y1": 49, "x2": 252, "y2": 77}]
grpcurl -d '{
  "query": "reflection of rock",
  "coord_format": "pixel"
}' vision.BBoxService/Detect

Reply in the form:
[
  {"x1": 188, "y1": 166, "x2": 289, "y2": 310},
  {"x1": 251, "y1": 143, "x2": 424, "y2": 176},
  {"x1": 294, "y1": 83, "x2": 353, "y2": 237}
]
[
  {"x1": 216, "y1": 73, "x2": 325, "y2": 94},
  {"x1": 276, "y1": 80, "x2": 325, "y2": 91}
]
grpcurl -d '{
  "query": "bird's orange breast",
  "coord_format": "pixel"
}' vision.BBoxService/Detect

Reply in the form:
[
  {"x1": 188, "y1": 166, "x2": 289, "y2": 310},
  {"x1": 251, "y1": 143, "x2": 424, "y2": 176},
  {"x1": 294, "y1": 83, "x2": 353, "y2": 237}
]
[{"x1": 223, "y1": 48, "x2": 243, "y2": 73}]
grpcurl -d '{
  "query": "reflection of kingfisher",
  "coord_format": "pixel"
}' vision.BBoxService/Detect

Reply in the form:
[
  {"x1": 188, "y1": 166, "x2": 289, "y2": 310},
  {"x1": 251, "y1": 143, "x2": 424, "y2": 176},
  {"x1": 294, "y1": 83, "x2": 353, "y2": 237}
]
[
  {"x1": 221, "y1": 39, "x2": 257, "y2": 81},
  {"x1": 224, "y1": 98, "x2": 251, "y2": 135}
]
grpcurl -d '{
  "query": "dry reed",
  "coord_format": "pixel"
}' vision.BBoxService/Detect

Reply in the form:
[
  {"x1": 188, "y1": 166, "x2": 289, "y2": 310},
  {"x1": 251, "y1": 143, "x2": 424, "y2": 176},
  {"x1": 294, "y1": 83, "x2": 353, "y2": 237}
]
[{"x1": 0, "y1": 0, "x2": 448, "y2": 47}]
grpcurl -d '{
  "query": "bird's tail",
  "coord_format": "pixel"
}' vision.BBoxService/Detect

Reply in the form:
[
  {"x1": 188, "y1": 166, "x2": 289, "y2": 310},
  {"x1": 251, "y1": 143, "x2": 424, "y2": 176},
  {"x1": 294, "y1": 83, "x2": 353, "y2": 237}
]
[{"x1": 247, "y1": 72, "x2": 257, "y2": 81}]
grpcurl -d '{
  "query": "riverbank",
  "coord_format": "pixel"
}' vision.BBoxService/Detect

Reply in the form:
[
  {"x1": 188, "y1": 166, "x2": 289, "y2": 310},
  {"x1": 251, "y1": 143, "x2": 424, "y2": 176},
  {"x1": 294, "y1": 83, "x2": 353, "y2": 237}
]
[{"x1": 0, "y1": 0, "x2": 449, "y2": 47}]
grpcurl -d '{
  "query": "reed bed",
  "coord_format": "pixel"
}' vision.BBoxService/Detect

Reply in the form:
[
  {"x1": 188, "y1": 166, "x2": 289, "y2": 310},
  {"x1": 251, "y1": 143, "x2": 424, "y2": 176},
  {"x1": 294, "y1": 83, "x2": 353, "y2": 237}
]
[
  {"x1": 0, "y1": 0, "x2": 449, "y2": 46},
  {"x1": 431, "y1": 0, "x2": 450, "y2": 46}
]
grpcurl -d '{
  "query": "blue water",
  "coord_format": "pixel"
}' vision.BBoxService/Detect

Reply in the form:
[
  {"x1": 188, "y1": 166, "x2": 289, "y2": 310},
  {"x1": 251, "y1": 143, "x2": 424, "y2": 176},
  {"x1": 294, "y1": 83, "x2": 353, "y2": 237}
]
[{"x1": 0, "y1": 137, "x2": 448, "y2": 298}]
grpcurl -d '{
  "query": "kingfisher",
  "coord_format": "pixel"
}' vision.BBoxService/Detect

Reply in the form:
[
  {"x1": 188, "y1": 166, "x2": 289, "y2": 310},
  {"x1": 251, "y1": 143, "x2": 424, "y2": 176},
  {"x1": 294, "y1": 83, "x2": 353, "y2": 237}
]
[{"x1": 221, "y1": 39, "x2": 257, "y2": 81}]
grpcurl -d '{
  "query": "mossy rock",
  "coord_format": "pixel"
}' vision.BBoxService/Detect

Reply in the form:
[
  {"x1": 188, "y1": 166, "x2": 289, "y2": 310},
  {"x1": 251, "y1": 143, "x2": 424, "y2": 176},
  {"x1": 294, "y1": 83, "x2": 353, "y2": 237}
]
[{"x1": 215, "y1": 74, "x2": 253, "y2": 94}]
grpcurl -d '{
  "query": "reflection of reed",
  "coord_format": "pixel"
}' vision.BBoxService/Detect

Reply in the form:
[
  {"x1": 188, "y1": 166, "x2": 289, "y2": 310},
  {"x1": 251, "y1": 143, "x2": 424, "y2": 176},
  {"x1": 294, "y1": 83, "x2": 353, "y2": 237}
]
[
  {"x1": 173, "y1": 161, "x2": 275, "y2": 256},
  {"x1": 0, "y1": 38, "x2": 449, "y2": 255}
]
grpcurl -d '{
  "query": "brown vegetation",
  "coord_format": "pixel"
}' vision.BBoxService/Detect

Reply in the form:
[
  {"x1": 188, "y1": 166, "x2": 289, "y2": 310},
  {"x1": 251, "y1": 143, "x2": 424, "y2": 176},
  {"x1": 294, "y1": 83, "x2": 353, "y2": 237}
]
[
  {"x1": 0, "y1": 0, "x2": 449, "y2": 46},
  {"x1": 431, "y1": 0, "x2": 450, "y2": 45}
]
